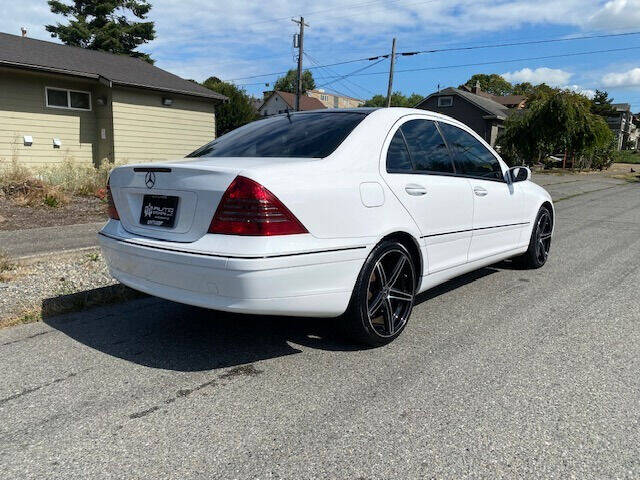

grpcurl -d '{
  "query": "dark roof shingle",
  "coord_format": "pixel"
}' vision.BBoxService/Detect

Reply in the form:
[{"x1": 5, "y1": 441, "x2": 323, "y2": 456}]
[
  {"x1": 417, "y1": 87, "x2": 509, "y2": 119},
  {"x1": 0, "y1": 32, "x2": 226, "y2": 101}
]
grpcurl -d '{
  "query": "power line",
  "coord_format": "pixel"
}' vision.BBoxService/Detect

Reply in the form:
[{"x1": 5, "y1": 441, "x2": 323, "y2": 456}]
[
  {"x1": 315, "y1": 58, "x2": 387, "y2": 89},
  {"x1": 409, "y1": 30, "x2": 640, "y2": 55},
  {"x1": 227, "y1": 30, "x2": 640, "y2": 83},
  {"x1": 304, "y1": 52, "x2": 376, "y2": 97},
  {"x1": 301, "y1": 46, "x2": 640, "y2": 80}
]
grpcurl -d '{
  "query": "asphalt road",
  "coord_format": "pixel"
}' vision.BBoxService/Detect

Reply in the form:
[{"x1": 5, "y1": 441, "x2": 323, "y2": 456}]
[
  {"x1": 1, "y1": 175, "x2": 639, "y2": 479},
  {"x1": 0, "y1": 221, "x2": 104, "y2": 259}
]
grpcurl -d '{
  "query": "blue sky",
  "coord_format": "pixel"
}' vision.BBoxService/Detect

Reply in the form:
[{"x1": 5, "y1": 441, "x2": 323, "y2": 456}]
[{"x1": 4, "y1": 0, "x2": 640, "y2": 110}]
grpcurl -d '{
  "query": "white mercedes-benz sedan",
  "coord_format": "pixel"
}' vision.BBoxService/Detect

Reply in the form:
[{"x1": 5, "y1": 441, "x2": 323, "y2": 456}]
[{"x1": 99, "y1": 107, "x2": 553, "y2": 346}]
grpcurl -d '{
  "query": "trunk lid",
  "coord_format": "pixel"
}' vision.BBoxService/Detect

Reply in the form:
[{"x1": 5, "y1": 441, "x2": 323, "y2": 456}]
[
  {"x1": 108, "y1": 162, "x2": 241, "y2": 242},
  {"x1": 107, "y1": 157, "x2": 314, "y2": 242}
]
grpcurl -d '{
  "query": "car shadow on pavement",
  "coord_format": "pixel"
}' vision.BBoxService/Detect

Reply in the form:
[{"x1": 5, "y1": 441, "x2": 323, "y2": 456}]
[
  {"x1": 414, "y1": 266, "x2": 500, "y2": 304},
  {"x1": 43, "y1": 292, "x2": 358, "y2": 372},
  {"x1": 43, "y1": 265, "x2": 503, "y2": 372}
]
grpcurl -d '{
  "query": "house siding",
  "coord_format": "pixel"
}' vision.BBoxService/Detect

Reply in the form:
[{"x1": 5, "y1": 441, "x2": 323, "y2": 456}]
[
  {"x1": 111, "y1": 88, "x2": 215, "y2": 163},
  {"x1": 0, "y1": 68, "x2": 97, "y2": 168}
]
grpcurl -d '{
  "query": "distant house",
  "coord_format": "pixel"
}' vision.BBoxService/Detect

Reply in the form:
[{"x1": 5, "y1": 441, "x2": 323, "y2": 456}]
[
  {"x1": 607, "y1": 103, "x2": 637, "y2": 150},
  {"x1": 258, "y1": 91, "x2": 326, "y2": 116},
  {"x1": 306, "y1": 89, "x2": 364, "y2": 109},
  {"x1": 415, "y1": 84, "x2": 512, "y2": 146},
  {"x1": 0, "y1": 32, "x2": 227, "y2": 168}
]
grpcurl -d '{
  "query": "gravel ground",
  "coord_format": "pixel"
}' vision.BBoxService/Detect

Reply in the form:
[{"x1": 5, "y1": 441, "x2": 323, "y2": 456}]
[{"x1": 0, "y1": 249, "x2": 121, "y2": 327}]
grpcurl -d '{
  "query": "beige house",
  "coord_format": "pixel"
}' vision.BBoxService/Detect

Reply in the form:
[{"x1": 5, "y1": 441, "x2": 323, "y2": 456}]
[
  {"x1": 258, "y1": 90, "x2": 326, "y2": 116},
  {"x1": 306, "y1": 89, "x2": 364, "y2": 109},
  {"x1": 0, "y1": 32, "x2": 226, "y2": 168}
]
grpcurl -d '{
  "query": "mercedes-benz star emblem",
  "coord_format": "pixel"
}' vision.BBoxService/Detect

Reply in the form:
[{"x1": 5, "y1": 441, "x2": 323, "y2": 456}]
[{"x1": 145, "y1": 171, "x2": 156, "y2": 189}]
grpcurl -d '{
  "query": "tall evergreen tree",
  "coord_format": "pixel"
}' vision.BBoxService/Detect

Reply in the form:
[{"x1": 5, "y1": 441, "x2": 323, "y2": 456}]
[
  {"x1": 590, "y1": 90, "x2": 617, "y2": 117},
  {"x1": 46, "y1": 0, "x2": 156, "y2": 63}
]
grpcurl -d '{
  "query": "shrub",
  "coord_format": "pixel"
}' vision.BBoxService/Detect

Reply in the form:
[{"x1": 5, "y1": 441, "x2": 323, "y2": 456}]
[
  {"x1": 0, "y1": 158, "x2": 120, "y2": 207},
  {"x1": 36, "y1": 159, "x2": 117, "y2": 196}
]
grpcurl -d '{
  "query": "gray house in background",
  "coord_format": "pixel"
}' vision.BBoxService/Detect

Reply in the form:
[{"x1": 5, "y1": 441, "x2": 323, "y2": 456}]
[{"x1": 414, "y1": 86, "x2": 511, "y2": 147}]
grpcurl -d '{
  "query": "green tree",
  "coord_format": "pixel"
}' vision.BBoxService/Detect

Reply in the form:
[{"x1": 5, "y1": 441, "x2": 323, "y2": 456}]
[
  {"x1": 273, "y1": 69, "x2": 315, "y2": 93},
  {"x1": 524, "y1": 83, "x2": 558, "y2": 103},
  {"x1": 498, "y1": 90, "x2": 614, "y2": 169},
  {"x1": 512, "y1": 82, "x2": 534, "y2": 95},
  {"x1": 363, "y1": 91, "x2": 423, "y2": 107},
  {"x1": 202, "y1": 77, "x2": 258, "y2": 135},
  {"x1": 46, "y1": 0, "x2": 156, "y2": 63},
  {"x1": 590, "y1": 89, "x2": 617, "y2": 117},
  {"x1": 462, "y1": 74, "x2": 513, "y2": 96}
]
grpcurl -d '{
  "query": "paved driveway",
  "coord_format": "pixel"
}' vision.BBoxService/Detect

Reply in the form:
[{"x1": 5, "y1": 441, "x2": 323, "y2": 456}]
[{"x1": 1, "y1": 175, "x2": 639, "y2": 479}]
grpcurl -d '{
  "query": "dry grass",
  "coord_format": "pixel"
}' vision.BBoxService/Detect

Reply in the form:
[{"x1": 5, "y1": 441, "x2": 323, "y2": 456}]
[
  {"x1": 0, "y1": 308, "x2": 41, "y2": 329},
  {"x1": 0, "y1": 158, "x2": 120, "y2": 208},
  {"x1": 0, "y1": 250, "x2": 16, "y2": 282}
]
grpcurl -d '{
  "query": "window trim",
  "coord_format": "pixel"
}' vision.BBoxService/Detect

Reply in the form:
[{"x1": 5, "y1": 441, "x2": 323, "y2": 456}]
[
  {"x1": 45, "y1": 87, "x2": 92, "y2": 111},
  {"x1": 384, "y1": 116, "x2": 507, "y2": 183},
  {"x1": 437, "y1": 120, "x2": 506, "y2": 183},
  {"x1": 385, "y1": 118, "x2": 457, "y2": 176},
  {"x1": 437, "y1": 96, "x2": 453, "y2": 107}
]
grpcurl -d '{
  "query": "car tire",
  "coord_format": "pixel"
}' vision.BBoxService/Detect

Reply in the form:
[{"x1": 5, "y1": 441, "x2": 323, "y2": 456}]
[
  {"x1": 515, "y1": 206, "x2": 553, "y2": 269},
  {"x1": 344, "y1": 240, "x2": 416, "y2": 347}
]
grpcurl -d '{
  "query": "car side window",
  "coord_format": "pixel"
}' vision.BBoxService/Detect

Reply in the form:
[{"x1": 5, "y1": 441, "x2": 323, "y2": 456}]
[
  {"x1": 438, "y1": 122, "x2": 504, "y2": 181},
  {"x1": 399, "y1": 119, "x2": 454, "y2": 174},
  {"x1": 386, "y1": 129, "x2": 413, "y2": 172}
]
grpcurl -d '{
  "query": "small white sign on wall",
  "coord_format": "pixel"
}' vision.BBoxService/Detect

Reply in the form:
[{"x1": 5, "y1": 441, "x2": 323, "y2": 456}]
[{"x1": 23, "y1": 135, "x2": 33, "y2": 146}]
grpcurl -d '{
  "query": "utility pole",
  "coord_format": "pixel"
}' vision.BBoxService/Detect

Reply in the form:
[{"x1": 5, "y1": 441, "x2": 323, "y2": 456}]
[
  {"x1": 385, "y1": 37, "x2": 397, "y2": 108},
  {"x1": 292, "y1": 17, "x2": 309, "y2": 111}
]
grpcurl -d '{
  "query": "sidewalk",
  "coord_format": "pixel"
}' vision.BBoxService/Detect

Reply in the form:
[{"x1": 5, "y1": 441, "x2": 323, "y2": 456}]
[{"x1": 0, "y1": 221, "x2": 105, "y2": 259}]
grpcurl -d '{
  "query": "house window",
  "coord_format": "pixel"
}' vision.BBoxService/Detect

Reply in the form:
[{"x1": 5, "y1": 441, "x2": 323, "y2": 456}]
[
  {"x1": 437, "y1": 96, "x2": 453, "y2": 107},
  {"x1": 45, "y1": 87, "x2": 91, "y2": 111},
  {"x1": 321, "y1": 94, "x2": 329, "y2": 101}
]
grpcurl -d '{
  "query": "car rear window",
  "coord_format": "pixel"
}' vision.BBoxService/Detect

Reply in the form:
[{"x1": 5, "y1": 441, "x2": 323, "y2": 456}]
[{"x1": 187, "y1": 112, "x2": 368, "y2": 158}]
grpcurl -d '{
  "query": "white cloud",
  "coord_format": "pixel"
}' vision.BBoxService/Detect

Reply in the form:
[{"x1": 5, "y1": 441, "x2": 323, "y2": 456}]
[
  {"x1": 501, "y1": 67, "x2": 573, "y2": 86},
  {"x1": 563, "y1": 85, "x2": 596, "y2": 98},
  {"x1": 587, "y1": 0, "x2": 640, "y2": 30},
  {"x1": 602, "y1": 67, "x2": 640, "y2": 87},
  {"x1": 0, "y1": 0, "x2": 630, "y2": 89}
]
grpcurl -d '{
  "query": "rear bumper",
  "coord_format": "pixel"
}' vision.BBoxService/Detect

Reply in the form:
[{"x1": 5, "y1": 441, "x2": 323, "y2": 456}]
[{"x1": 98, "y1": 229, "x2": 367, "y2": 317}]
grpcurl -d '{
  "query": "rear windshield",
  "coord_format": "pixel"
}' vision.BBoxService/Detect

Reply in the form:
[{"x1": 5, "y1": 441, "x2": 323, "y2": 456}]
[{"x1": 187, "y1": 112, "x2": 367, "y2": 158}]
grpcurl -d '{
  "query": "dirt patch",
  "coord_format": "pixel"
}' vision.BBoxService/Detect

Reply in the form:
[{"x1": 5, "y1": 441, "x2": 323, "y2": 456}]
[{"x1": 0, "y1": 195, "x2": 106, "y2": 231}]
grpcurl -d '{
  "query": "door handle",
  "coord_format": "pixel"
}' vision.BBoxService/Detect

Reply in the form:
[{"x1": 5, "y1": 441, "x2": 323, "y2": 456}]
[
  {"x1": 405, "y1": 184, "x2": 427, "y2": 196},
  {"x1": 473, "y1": 186, "x2": 488, "y2": 197}
]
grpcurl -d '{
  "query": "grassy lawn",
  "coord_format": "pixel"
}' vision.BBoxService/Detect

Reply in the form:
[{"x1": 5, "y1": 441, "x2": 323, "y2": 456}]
[{"x1": 614, "y1": 150, "x2": 640, "y2": 164}]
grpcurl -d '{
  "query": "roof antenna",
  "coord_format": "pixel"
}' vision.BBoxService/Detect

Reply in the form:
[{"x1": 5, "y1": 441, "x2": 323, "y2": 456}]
[{"x1": 21, "y1": 27, "x2": 27, "y2": 37}]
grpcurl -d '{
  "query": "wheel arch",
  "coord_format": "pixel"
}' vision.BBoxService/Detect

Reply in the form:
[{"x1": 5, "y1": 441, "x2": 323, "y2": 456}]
[
  {"x1": 378, "y1": 231, "x2": 424, "y2": 287},
  {"x1": 541, "y1": 200, "x2": 554, "y2": 232}
]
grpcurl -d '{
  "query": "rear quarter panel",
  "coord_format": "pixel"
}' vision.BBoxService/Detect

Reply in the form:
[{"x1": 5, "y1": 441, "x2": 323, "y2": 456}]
[{"x1": 239, "y1": 113, "x2": 422, "y2": 242}]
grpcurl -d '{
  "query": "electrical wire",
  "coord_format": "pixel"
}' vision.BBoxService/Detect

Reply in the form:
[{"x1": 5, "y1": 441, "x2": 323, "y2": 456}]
[{"x1": 226, "y1": 31, "x2": 640, "y2": 83}]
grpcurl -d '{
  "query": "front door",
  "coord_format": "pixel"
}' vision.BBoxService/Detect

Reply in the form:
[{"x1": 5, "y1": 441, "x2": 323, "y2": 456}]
[
  {"x1": 438, "y1": 122, "x2": 526, "y2": 262},
  {"x1": 381, "y1": 117, "x2": 474, "y2": 274}
]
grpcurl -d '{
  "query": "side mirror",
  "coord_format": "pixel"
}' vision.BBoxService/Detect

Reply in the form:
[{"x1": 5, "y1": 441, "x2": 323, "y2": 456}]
[{"x1": 507, "y1": 166, "x2": 531, "y2": 183}]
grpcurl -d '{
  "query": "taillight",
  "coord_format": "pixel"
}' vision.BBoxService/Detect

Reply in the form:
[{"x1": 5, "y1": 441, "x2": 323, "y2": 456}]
[
  {"x1": 208, "y1": 176, "x2": 308, "y2": 236},
  {"x1": 106, "y1": 179, "x2": 119, "y2": 220}
]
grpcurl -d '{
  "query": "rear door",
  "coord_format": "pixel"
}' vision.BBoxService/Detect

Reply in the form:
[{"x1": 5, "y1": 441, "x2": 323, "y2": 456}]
[
  {"x1": 381, "y1": 117, "x2": 474, "y2": 274},
  {"x1": 438, "y1": 122, "x2": 525, "y2": 262}
]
